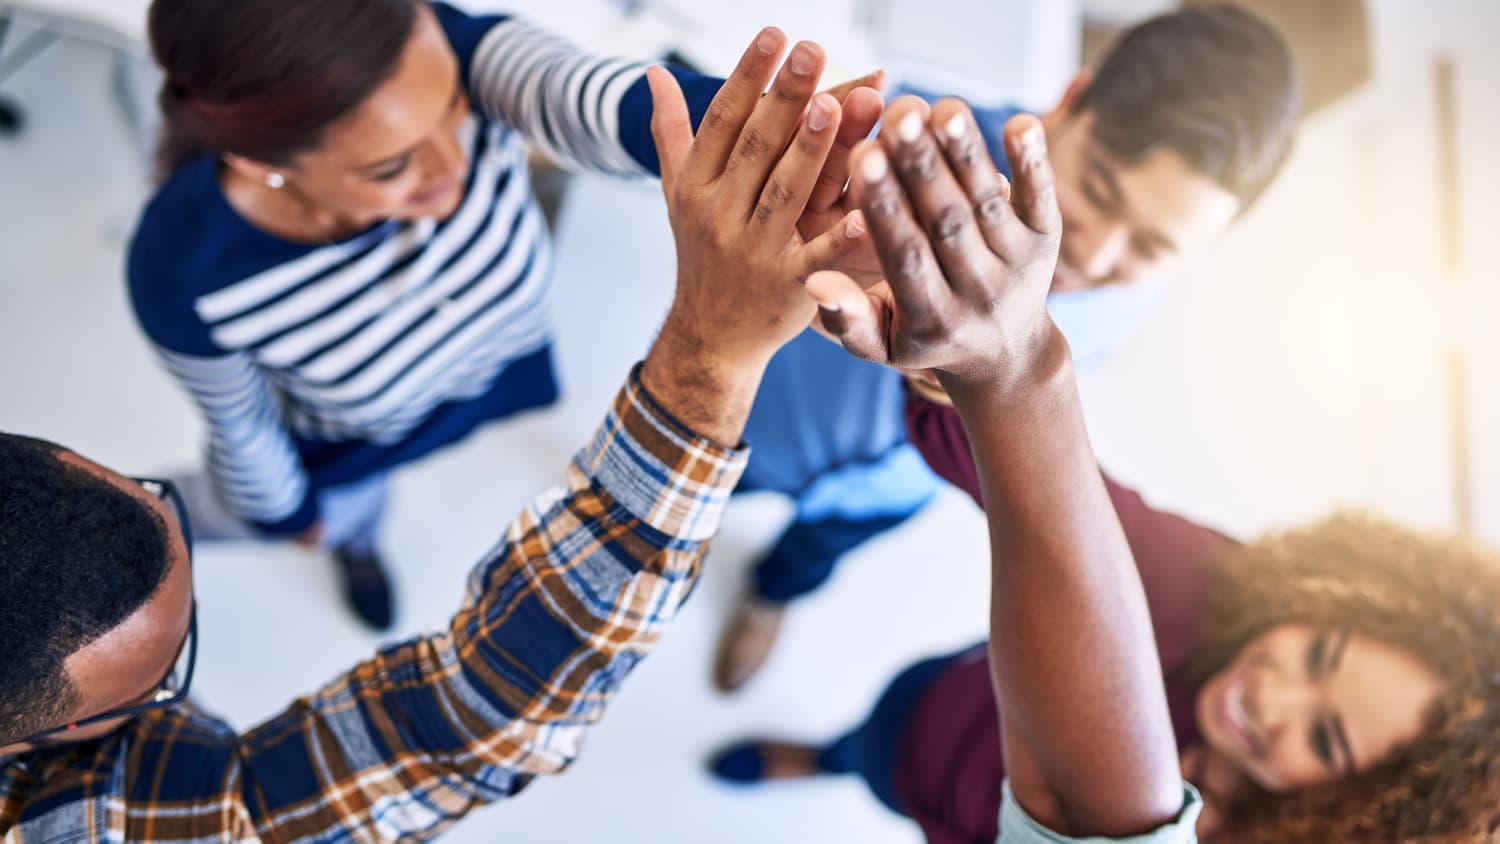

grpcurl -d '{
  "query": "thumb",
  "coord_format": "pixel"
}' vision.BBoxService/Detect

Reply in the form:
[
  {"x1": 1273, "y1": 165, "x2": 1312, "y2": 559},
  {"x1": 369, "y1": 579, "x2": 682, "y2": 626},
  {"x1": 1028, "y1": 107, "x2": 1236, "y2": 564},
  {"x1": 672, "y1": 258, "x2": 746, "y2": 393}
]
[
  {"x1": 647, "y1": 66, "x2": 692, "y2": 195},
  {"x1": 807, "y1": 271, "x2": 893, "y2": 364}
]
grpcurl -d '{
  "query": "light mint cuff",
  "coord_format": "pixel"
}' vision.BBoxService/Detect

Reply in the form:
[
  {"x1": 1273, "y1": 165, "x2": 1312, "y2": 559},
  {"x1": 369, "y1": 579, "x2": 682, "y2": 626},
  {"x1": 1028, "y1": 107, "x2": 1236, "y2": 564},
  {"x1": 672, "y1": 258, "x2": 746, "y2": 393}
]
[{"x1": 998, "y1": 781, "x2": 1202, "y2": 844}]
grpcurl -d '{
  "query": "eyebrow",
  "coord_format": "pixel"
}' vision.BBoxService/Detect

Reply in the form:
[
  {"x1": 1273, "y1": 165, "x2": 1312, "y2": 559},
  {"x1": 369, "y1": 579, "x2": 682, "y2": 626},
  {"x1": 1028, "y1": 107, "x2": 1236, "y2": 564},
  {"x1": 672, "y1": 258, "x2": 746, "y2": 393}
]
[
  {"x1": 1328, "y1": 628, "x2": 1351, "y2": 673},
  {"x1": 1085, "y1": 154, "x2": 1183, "y2": 255},
  {"x1": 355, "y1": 82, "x2": 465, "y2": 174}
]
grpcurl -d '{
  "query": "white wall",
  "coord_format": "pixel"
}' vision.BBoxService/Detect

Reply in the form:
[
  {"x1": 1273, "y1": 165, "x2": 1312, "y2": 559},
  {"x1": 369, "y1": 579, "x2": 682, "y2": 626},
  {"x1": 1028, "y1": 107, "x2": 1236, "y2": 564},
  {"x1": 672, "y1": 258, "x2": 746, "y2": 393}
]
[{"x1": 1073, "y1": 0, "x2": 1500, "y2": 546}]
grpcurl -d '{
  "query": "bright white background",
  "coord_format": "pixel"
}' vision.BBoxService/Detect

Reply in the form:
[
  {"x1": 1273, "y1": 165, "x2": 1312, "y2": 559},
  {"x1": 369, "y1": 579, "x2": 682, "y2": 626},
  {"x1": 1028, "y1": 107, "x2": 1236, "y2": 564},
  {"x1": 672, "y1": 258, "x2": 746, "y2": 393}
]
[{"x1": 1, "y1": 1, "x2": 1496, "y2": 842}]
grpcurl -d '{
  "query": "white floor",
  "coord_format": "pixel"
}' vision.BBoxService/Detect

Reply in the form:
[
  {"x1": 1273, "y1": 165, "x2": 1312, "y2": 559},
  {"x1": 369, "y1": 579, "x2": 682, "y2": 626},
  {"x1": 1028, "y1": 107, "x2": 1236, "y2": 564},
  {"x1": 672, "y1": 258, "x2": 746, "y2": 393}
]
[{"x1": 3, "y1": 6, "x2": 1498, "y2": 843}]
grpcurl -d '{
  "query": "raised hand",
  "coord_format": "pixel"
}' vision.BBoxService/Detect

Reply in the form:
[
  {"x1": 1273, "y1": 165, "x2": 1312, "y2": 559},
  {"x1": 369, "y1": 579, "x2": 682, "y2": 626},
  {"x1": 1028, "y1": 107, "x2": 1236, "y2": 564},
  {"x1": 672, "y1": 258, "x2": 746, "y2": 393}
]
[
  {"x1": 813, "y1": 97, "x2": 1188, "y2": 837},
  {"x1": 796, "y1": 72, "x2": 887, "y2": 287},
  {"x1": 808, "y1": 96, "x2": 1064, "y2": 394},
  {"x1": 639, "y1": 28, "x2": 867, "y2": 445}
]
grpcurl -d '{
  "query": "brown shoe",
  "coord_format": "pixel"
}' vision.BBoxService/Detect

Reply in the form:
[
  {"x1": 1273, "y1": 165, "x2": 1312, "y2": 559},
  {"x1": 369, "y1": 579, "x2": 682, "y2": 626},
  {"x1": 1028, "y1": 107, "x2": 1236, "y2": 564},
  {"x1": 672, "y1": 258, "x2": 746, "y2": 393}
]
[{"x1": 712, "y1": 597, "x2": 785, "y2": 693}]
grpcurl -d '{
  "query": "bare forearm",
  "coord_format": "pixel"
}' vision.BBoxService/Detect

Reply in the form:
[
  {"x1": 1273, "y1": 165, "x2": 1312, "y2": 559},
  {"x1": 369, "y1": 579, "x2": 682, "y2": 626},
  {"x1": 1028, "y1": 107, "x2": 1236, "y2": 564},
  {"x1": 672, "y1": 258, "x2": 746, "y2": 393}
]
[
  {"x1": 942, "y1": 335, "x2": 1182, "y2": 836},
  {"x1": 640, "y1": 317, "x2": 767, "y2": 448}
]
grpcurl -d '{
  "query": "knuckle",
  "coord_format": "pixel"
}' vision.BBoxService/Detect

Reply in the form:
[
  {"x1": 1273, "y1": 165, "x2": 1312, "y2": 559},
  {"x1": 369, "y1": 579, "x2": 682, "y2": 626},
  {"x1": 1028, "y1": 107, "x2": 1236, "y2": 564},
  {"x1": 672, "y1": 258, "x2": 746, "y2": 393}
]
[
  {"x1": 975, "y1": 190, "x2": 1009, "y2": 225},
  {"x1": 867, "y1": 185, "x2": 902, "y2": 219},
  {"x1": 929, "y1": 205, "x2": 970, "y2": 245},
  {"x1": 703, "y1": 101, "x2": 732, "y2": 131},
  {"x1": 945, "y1": 133, "x2": 981, "y2": 170},
  {"x1": 737, "y1": 127, "x2": 770, "y2": 161},
  {"x1": 768, "y1": 178, "x2": 796, "y2": 208},
  {"x1": 771, "y1": 79, "x2": 805, "y2": 104},
  {"x1": 896, "y1": 243, "x2": 927, "y2": 280},
  {"x1": 895, "y1": 145, "x2": 938, "y2": 182},
  {"x1": 796, "y1": 130, "x2": 825, "y2": 157}
]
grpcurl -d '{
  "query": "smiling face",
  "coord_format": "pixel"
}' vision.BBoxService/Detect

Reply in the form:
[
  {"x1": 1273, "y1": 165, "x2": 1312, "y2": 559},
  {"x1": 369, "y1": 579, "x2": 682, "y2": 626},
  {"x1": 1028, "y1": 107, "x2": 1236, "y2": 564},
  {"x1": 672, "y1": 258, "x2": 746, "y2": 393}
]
[
  {"x1": 1195, "y1": 624, "x2": 1446, "y2": 793},
  {"x1": 0, "y1": 455, "x2": 194, "y2": 756},
  {"x1": 1039, "y1": 76, "x2": 1241, "y2": 292},
  {"x1": 224, "y1": 3, "x2": 472, "y2": 229}
]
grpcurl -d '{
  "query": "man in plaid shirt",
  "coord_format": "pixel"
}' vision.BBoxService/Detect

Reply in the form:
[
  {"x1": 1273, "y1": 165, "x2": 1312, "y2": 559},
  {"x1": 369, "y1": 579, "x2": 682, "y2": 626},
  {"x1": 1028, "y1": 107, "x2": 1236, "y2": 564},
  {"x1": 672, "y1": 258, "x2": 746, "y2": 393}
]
[{"x1": 0, "y1": 28, "x2": 885, "y2": 842}]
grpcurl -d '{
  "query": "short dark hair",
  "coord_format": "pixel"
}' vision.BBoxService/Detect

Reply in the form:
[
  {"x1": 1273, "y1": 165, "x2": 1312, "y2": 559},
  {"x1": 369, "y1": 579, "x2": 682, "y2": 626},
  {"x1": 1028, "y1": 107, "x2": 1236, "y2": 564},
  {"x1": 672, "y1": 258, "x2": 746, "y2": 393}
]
[
  {"x1": 148, "y1": 0, "x2": 418, "y2": 175},
  {"x1": 1079, "y1": 5, "x2": 1300, "y2": 211},
  {"x1": 0, "y1": 434, "x2": 173, "y2": 744}
]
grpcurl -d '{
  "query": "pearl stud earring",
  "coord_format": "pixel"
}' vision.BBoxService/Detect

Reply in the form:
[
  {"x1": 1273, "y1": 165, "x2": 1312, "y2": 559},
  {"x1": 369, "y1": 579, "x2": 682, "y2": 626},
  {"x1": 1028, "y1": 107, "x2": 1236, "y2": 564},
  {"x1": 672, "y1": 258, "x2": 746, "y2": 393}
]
[{"x1": 265, "y1": 172, "x2": 286, "y2": 189}]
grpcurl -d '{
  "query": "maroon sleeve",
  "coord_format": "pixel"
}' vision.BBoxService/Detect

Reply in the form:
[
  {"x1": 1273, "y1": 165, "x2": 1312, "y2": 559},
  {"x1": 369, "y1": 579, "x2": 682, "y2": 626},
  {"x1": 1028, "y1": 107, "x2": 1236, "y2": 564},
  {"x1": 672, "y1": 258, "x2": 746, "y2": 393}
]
[
  {"x1": 905, "y1": 388, "x2": 986, "y2": 506},
  {"x1": 904, "y1": 388, "x2": 1237, "y2": 671}
]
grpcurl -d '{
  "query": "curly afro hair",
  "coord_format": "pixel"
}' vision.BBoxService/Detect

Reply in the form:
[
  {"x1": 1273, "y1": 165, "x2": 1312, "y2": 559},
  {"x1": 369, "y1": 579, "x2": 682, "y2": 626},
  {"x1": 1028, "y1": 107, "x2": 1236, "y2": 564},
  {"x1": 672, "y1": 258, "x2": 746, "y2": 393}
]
[{"x1": 0, "y1": 433, "x2": 172, "y2": 745}]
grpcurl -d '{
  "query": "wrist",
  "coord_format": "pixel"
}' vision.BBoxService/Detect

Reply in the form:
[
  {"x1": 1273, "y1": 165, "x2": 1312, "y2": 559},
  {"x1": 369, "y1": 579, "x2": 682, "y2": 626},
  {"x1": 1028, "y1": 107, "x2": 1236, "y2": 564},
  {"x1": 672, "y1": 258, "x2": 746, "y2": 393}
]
[
  {"x1": 640, "y1": 316, "x2": 770, "y2": 448},
  {"x1": 936, "y1": 323, "x2": 1074, "y2": 409}
]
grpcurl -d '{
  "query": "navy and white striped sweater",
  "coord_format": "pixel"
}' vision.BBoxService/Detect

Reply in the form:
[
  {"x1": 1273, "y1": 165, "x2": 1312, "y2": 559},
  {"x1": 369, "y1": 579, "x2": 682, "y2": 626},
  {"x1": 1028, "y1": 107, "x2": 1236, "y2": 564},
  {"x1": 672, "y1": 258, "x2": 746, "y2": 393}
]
[{"x1": 128, "y1": 3, "x2": 719, "y2": 535}]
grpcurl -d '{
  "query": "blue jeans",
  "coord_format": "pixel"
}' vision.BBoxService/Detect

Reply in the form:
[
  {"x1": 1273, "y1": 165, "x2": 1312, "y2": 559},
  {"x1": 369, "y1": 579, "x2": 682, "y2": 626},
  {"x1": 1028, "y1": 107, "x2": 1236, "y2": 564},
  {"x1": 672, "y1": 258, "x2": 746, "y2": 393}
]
[
  {"x1": 174, "y1": 470, "x2": 387, "y2": 556},
  {"x1": 743, "y1": 442, "x2": 937, "y2": 602},
  {"x1": 738, "y1": 330, "x2": 939, "y2": 603}
]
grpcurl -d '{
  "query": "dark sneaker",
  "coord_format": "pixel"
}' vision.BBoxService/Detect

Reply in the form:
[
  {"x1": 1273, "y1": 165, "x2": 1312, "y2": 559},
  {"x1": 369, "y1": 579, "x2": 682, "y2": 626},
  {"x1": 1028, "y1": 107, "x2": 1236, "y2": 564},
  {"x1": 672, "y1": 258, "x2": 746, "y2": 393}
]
[{"x1": 334, "y1": 546, "x2": 395, "y2": 631}]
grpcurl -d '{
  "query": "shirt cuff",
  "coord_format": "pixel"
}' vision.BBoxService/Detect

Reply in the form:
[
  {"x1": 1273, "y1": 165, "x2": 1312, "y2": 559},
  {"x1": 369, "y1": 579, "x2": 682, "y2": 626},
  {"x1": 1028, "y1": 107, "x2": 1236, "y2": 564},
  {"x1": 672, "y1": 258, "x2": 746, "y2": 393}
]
[
  {"x1": 248, "y1": 486, "x2": 320, "y2": 536},
  {"x1": 999, "y1": 781, "x2": 1203, "y2": 844},
  {"x1": 574, "y1": 364, "x2": 749, "y2": 542}
]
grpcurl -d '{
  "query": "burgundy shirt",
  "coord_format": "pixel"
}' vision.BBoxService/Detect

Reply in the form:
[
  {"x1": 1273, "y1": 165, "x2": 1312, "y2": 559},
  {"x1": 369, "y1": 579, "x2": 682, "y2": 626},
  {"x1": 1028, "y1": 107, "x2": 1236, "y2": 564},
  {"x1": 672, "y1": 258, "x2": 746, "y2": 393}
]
[{"x1": 895, "y1": 391, "x2": 1237, "y2": 843}]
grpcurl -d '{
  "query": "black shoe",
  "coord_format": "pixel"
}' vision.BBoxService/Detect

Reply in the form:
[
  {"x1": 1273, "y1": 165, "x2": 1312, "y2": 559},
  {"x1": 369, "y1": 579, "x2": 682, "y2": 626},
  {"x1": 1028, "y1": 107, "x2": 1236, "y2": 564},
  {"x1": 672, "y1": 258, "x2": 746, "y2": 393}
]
[{"x1": 334, "y1": 547, "x2": 395, "y2": 631}]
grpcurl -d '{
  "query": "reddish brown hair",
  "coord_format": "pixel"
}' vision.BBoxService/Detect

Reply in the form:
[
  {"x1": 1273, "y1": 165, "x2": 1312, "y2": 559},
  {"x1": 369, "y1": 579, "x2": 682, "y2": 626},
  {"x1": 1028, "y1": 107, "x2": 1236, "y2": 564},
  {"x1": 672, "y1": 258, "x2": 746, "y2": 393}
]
[{"x1": 148, "y1": 0, "x2": 417, "y2": 177}]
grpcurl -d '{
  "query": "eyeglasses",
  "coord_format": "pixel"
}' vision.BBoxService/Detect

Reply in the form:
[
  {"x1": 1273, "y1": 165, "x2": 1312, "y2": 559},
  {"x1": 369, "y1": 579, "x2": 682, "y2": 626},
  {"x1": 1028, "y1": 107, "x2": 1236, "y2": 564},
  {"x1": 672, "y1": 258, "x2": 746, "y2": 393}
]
[{"x1": 17, "y1": 477, "x2": 198, "y2": 745}]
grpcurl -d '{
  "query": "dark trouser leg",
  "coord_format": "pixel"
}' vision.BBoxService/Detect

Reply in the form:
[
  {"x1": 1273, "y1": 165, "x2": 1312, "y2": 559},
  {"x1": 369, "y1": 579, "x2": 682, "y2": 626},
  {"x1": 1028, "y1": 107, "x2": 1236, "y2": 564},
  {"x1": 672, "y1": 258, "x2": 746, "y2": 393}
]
[
  {"x1": 752, "y1": 507, "x2": 928, "y2": 603},
  {"x1": 816, "y1": 651, "x2": 966, "y2": 815}
]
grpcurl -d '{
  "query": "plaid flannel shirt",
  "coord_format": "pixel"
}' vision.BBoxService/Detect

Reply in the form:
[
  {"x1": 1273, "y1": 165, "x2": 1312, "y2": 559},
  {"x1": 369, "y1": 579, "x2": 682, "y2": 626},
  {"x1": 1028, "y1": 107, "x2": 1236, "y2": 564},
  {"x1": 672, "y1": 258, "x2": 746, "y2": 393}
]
[{"x1": 0, "y1": 368, "x2": 746, "y2": 843}]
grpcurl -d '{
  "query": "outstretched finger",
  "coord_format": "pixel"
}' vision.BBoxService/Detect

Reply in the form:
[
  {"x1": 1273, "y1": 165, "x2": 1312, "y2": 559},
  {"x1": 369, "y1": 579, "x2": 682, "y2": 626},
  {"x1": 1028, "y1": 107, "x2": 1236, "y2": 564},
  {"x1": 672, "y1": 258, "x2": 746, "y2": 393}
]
[
  {"x1": 881, "y1": 96, "x2": 995, "y2": 295},
  {"x1": 806, "y1": 270, "x2": 893, "y2": 364},
  {"x1": 1001, "y1": 114, "x2": 1061, "y2": 237},
  {"x1": 683, "y1": 28, "x2": 788, "y2": 186},
  {"x1": 796, "y1": 207, "x2": 869, "y2": 280},
  {"x1": 724, "y1": 40, "x2": 827, "y2": 214},
  {"x1": 849, "y1": 141, "x2": 945, "y2": 327},
  {"x1": 929, "y1": 98, "x2": 1016, "y2": 257},
  {"x1": 805, "y1": 85, "x2": 884, "y2": 218},
  {"x1": 754, "y1": 93, "x2": 843, "y2": 235}
]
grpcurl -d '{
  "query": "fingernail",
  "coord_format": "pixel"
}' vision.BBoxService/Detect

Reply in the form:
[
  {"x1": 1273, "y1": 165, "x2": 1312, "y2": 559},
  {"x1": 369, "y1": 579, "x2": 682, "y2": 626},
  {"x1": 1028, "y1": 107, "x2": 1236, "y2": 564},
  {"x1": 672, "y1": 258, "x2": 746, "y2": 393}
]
[
  {"x1": 1022, "y1": 125, "x2": 1044, "y2": 151},
  {"x1": 898, "y1": 111, "x2": 923, "y2": 144},
  {"x1": 788, "y1": 43, "x2": 817, "y2": 75},
  {"x1": 819, "y1": 302, "x2": 841, "y2": 314},
  {"x1": 808, "y1": 97, "x2": 832, "y2": 132},
  {"x1": 757, "y1": 29, "x2": 780, "y2": 55},
  {"x1": 844, "y1": 210, "x2": 866, "y2": 238},
  {"x1": 861, "y1": 149, "x2": 888, "y2": 182},
  {"x1": 944, "y1": 113, "x2": 967, "y2": 141}
]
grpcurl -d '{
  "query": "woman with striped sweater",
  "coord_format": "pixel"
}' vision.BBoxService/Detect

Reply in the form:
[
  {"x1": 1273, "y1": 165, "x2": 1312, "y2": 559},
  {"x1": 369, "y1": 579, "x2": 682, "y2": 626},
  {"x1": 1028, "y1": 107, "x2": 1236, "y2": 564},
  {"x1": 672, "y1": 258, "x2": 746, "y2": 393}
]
[{"x1": 128, "y1": 0, "x2": 881, "y2": 628}]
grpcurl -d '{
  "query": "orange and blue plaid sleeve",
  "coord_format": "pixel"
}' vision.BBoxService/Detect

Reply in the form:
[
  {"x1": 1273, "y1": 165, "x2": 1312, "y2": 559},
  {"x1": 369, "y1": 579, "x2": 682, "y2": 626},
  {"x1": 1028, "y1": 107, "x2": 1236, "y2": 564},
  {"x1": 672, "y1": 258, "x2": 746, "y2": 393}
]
[{"x1": 237, "y1": 365, "x2": 747, "y2": 841}]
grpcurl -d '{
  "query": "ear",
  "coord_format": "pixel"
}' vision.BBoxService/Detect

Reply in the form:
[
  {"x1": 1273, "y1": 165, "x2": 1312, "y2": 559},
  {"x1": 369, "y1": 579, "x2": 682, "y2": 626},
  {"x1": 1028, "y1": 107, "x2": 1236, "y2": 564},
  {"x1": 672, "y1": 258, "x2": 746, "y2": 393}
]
[
  {"x1": 221, "y1": 152, "x2": 286, "y2": 187},
  {"x1": 1047, "y1": 71, "x2": 1094, "y2": 122}
]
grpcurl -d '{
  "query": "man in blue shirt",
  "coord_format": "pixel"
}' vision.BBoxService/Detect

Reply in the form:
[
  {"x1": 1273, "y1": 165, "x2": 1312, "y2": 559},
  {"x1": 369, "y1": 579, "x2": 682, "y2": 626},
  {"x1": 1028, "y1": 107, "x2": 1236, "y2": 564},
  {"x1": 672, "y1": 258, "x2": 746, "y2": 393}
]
[{"x1": 715, "y1": 6, "x2": 1301, "y2": 692}]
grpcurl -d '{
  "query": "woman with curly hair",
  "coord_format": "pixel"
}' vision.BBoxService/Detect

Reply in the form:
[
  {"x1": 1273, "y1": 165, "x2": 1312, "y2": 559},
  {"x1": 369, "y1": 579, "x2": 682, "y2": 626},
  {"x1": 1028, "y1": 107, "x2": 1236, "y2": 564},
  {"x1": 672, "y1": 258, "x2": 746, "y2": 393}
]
[{"x1": 709, "y1": 387, "x2": 1500, "y2": 842}]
